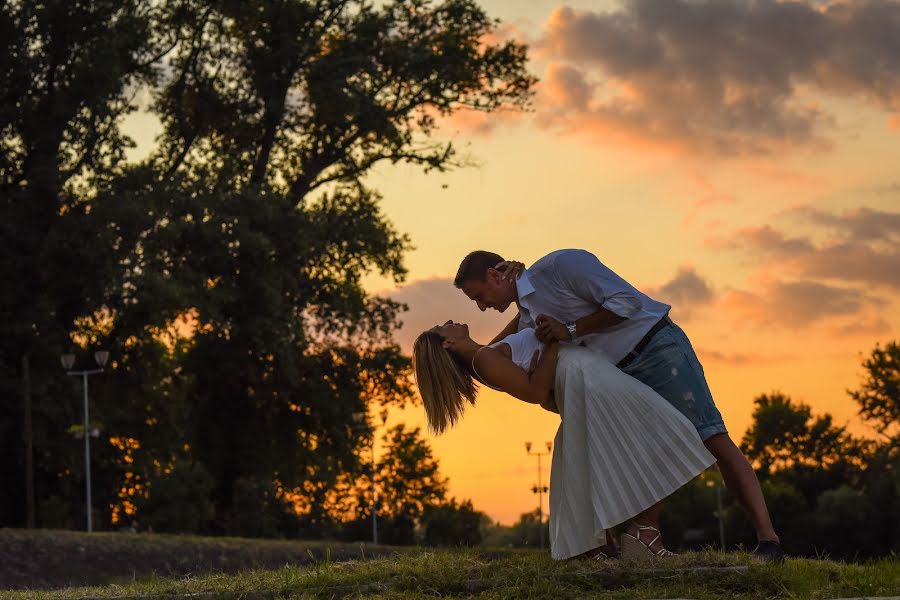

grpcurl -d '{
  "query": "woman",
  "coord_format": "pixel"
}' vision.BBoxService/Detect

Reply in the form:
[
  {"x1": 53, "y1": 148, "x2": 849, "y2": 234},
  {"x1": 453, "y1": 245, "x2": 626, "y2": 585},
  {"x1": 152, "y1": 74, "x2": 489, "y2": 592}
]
[{"x1": 413, "y1": 321, "x2": 715, "y2": 560}]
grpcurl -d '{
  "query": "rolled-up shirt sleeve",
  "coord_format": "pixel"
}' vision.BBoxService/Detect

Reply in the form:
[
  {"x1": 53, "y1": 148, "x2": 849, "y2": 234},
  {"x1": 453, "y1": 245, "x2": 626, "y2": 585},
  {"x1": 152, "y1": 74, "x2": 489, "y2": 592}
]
[{"x1": 554, "y1": 250, "x2": 643, "y2": 318}]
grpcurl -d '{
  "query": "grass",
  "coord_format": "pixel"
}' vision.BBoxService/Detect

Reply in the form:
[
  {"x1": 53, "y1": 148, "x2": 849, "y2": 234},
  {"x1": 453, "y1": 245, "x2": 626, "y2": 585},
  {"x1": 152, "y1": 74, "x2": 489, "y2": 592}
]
[
  {"x1": 3, "y1": 546, "x2": 898, "y2": 600},
  {"x1": 0, "y1": 528, "x2": 411, "y2": 590}
]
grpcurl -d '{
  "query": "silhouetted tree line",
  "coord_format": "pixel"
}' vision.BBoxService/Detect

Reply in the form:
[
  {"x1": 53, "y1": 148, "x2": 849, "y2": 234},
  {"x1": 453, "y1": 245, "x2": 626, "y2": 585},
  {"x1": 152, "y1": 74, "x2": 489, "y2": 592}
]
[
  {"x1": 0, "y1": 0, "x2": 533, "y2": 540},
  {"x1": 659, "y1": 341, "x2": 900, "y2": 560}
]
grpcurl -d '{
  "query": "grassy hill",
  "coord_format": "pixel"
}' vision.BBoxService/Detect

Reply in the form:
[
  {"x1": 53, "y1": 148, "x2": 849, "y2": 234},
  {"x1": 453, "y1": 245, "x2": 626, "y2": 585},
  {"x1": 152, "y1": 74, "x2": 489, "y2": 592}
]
[
  {"x1": 1, "y1": 529, "x2": 897, "y2": 599},
  {"x1": 0, "y1": 529, "x2": 405, "y2": 590}
]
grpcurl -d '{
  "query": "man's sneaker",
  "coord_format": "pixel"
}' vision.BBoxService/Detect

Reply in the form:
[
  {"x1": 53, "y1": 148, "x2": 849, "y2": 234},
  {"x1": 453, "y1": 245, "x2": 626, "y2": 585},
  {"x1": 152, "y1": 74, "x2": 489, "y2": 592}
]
[{"x1": 750, "y1": 540, "x2": 785, "y2": 564}]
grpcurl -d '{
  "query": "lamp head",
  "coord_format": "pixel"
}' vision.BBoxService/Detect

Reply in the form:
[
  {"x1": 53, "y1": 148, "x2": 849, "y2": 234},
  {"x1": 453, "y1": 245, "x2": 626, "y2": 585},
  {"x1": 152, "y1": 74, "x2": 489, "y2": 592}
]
[
  {"x1": 524, "y1": 441, "x2": 532, "y2": 452},
  {"x1": 61, "y1": 354, "x2": 75, "y2": 370},
  {"x1": 94, "y1": 350, "x2": 109, "y2": 368},
  {"x1": 352, "y1": 412, "x2": 365, "y2": 424}
]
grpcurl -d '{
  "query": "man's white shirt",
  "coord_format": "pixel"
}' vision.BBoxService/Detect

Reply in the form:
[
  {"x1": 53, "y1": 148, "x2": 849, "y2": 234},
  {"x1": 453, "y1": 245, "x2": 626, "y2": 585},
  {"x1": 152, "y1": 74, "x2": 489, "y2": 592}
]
[{"x1": 515, "y1": 249, "x2": 671, "y2": 364}]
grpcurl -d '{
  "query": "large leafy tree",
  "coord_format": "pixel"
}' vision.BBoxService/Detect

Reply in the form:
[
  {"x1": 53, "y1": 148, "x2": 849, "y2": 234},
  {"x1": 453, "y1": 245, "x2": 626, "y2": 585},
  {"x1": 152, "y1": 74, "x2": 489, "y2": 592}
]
[
  {"x1": 0, "y1": 0, "x2": 161, "y2": 528},
  {"x1": 1, "y1": 0, "x2": 534, "y2": 531}
]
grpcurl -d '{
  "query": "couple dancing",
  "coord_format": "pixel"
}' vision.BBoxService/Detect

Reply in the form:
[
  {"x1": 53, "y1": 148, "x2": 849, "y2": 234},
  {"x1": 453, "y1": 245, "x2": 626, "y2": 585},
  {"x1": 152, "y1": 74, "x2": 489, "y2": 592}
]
[{"x1": 413, "y1": 249, "x2": 783, "y2": 562}]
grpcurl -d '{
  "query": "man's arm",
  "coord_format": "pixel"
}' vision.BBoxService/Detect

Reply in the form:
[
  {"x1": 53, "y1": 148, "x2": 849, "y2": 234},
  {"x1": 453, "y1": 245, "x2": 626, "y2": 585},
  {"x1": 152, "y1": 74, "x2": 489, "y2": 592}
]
[
  {"x1": 489, "y1": 313, "x2": 520, "y2": 345},
  {"x1": 574, "y1": 307, "x2": 627, "y2": 336},
  {"x1": 535, "y1": 309, "x2": 626, "y2": 343}
]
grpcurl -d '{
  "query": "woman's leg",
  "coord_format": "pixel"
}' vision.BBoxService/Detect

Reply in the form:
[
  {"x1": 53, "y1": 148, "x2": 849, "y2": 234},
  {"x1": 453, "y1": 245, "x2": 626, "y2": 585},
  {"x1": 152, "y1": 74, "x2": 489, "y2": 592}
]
[{"x1": 626, "y1": 502, "x2": 668, "y2": 553}]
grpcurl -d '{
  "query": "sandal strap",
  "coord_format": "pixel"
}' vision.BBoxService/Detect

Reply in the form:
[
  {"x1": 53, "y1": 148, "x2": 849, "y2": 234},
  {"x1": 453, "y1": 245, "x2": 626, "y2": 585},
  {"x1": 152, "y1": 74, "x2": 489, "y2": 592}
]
[{"x1": 633, "y1": 523, "x2": 672, "y2": 556}]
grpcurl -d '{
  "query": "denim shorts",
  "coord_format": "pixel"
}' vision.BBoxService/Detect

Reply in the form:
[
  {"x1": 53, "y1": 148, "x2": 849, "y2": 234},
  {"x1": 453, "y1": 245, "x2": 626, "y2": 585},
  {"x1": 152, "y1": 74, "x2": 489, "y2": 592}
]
[{"x1": 620, "y1": 322, "x2": 727, "y2": 441}]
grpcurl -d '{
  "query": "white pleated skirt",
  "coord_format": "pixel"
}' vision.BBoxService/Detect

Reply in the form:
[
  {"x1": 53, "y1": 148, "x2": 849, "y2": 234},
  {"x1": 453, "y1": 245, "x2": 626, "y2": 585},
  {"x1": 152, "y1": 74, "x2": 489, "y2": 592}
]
[{"x1": 549, "y1": 345, "x2": 716, "y2": 560}]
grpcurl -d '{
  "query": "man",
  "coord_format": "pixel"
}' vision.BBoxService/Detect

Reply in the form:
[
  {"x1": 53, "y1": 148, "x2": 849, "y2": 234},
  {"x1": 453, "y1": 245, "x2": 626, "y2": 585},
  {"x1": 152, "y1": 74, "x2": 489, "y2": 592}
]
[{"x1": 454, "y1": 248, "x2": 783, "y2": 562}]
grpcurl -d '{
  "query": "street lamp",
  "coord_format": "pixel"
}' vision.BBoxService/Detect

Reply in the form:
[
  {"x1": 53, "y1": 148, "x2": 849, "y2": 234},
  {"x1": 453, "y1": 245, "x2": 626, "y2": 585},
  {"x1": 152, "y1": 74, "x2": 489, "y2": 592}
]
[
  {"x1": 525, "y1": 440, "x2": 552, "y2": 550},
  {"x1": 62, "y1": 350, "x2": 109, "y2": 533},
  {"x1": 706, "y1": 477, "x2": 726, "y2": 551},
  {"x1": 352, "y1": 409, "x2": 388, "y2": 545}
]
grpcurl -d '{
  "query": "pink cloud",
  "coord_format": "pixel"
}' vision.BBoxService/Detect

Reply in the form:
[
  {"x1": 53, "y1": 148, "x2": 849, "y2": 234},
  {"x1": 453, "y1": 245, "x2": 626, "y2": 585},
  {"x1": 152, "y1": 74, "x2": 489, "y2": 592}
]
[
  {"x1": 723, "y1": 208, "x2": 900, "y2": 290},
  {"x1": 533, "y1": 1, "x2": 900, "y2": 156},
  {"x1": 644, "y1": 265, "x2": 716, "y2": 322},
  {"x1": 718, "y1": 280, "x2": 871, "y2": 329}
]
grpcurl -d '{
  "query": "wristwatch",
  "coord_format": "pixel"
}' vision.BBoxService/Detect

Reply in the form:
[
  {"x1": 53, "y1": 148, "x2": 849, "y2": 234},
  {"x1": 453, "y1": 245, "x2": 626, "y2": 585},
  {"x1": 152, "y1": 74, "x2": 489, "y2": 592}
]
[{"x1": 565, "y1": 321, "x2": 577, "y2": 340}]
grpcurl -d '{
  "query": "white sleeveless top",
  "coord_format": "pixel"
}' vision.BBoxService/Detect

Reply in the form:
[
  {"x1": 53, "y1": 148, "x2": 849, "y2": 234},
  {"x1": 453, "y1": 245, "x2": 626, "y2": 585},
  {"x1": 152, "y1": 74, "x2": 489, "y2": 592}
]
[{"x1": 490, "y1": 328, "x2": 545, "y2": 371}]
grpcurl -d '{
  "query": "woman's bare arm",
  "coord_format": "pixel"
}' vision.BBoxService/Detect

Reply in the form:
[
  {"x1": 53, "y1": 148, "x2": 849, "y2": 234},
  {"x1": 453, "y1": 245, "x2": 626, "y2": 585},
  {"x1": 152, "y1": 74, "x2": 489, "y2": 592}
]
[{"x1": 473, "y1": 341, "x2": 559, "y2": 406}]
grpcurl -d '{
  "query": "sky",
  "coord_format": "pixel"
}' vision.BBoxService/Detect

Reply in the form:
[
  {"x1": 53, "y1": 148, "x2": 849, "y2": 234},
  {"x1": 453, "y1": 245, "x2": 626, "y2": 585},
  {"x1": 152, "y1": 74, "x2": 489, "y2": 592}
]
[{"x1": 125, "y1": 0, "x2": 900, "y2": 525}]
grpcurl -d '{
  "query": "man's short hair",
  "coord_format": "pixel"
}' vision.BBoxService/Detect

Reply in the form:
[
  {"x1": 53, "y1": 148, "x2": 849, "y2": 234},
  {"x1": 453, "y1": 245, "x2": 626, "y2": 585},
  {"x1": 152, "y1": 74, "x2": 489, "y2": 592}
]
[{"x1": 454, "y1": 251, "x2": 504, "y2": 288}]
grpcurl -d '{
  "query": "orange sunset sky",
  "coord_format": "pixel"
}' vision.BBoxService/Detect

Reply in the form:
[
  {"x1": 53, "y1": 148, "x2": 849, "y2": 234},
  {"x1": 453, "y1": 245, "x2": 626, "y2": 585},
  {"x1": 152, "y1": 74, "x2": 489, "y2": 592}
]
[{"x1": 125, "y1": 0, "x2": 900, "y2": 525}]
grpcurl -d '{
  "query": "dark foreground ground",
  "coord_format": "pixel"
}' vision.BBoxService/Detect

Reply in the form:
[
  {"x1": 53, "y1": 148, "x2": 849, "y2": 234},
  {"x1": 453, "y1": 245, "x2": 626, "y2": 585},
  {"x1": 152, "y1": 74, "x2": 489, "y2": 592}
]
[
  {"x1": 3, "y1": 529, "x2": 898, "y2": 599},
  {"x1": 0, "y1": 528, "x2": 405, "y2": 590}
]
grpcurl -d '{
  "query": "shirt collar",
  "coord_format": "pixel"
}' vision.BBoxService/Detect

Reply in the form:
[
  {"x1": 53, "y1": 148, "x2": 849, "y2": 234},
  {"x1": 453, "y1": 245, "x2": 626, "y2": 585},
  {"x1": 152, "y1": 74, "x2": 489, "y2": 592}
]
[{"x1": 516, "y1": 269, "x2": 536, "y2": 303}]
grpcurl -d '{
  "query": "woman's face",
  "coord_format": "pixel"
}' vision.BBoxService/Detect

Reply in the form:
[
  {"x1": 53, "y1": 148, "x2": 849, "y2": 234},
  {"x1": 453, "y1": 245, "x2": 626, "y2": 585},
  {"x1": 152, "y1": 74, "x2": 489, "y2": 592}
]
[{"x1": 433, "y1": 320, "x2": 469, "y2": 342}]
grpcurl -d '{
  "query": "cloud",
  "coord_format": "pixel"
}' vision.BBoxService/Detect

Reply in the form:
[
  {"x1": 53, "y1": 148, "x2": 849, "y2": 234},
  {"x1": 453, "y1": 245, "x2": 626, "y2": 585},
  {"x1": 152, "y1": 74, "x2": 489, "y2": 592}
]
[
  {"x1": 386, "y1": 278, "x2": 512, "y2": 353},
  {"x1": 826, "y1": 314, "x2": 892, "y2": 338},
  {"x1": 791, "y1": 205, "x2": 900, "y2": 243},
  {"x1": 695, "y1": 348, "x2": 791, "y2": 366},
  {"x1": 721, "y1": 207, "x2": 900, "y2": 290},
  {"x1": 534, "y1": 0, "x2": 900, "y2": 155},
  {"x1": 707, "y1": 205, "x2": 899, "y2": 330},
  {"x1": 540, "y1": 63, "x2": 595, "y2": 113},
  {"x1": 872, "y1": 181, "x2": 900, "y2": 196},
  {"x1": 642, "y1": 265, "x2": 716, "y2": 322},
  {"x1": 719, "y1": 280, "x2": 871, "y2": 328},
  {"x1": 435, "y1": 106, "x2": 527, "y2": 137}
]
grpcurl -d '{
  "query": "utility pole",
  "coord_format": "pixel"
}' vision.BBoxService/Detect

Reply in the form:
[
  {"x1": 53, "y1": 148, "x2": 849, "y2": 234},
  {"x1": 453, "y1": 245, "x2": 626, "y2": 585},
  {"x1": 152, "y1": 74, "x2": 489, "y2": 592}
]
[
  {"x1": 352, "y1": 409, "x2": 388, "y2": 545},
  {"x1": 62, "y1": 350, "x2": 109, "y2": 532},
  {"x1": 23, "y1": 354, "x2": 35, "y2": 528},
  {"x1": 707, "y1": 477, "x2": 726, "y2": 551},
  {"x1": 525, "y1": 441, "x2": 552, "y2": 550}
]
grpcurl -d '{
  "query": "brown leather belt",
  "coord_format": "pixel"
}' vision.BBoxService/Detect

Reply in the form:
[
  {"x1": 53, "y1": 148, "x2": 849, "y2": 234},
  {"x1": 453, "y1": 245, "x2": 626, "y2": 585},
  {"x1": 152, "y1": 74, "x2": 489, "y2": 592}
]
[{"x1": 616, "y1": 315, "x2": 672, "y2": 369}]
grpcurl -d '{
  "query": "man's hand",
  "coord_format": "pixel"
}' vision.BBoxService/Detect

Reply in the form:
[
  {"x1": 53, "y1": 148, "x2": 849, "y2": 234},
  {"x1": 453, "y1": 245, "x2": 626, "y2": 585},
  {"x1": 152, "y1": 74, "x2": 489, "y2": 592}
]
[
  {"x1": 495, "y1": 260, "x2": 525, "y2": 283},
  {"x1": 535, "y1": 314, "x2": 569, "y2": 343}
]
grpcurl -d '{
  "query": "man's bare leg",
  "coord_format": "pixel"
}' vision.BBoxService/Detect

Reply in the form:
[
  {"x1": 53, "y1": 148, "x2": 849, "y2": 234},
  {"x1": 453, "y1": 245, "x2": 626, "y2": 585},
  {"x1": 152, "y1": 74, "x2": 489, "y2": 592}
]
[{"x1": 704, "y1": 433, "x2": 779, "y2": 543}]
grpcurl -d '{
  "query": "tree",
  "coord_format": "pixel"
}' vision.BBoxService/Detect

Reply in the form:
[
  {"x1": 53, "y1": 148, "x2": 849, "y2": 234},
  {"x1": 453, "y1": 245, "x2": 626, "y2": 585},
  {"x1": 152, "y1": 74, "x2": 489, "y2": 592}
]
[
  {"x1": 741, "y1": 392, "x2": 857, "y2": 479},
  {"x1": 91, "y1": 0, "x2": 534, "y2": 529},
  {"x1": 0, "y1": 0, "x2": 163, "y2": 528},
  {"x1": 849, "y1": 341, "x2": 900, "y2": 441},
  {"x1": 422, "y1": 498, "x2": 489, "y2": 546},
  {"x1": 1, "y1": 0, "x2": 534, "y2": 532},
  {"x1": 373, "y1": 424, "x2": 448, "y2": 543},
  {"x1": 134, "y1": 460, "x2": 215, "y2": 533}
]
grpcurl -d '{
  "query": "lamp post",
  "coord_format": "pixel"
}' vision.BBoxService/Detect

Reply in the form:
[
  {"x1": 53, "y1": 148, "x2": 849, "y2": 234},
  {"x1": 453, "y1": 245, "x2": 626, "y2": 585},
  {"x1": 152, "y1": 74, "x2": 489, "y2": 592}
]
[
  {"x1": 352, "y1": 409, "x2": 387, "y2": 545},
  {"x1": 706, "y1": 477, "x2": 726, "y2": 551},
  {"x1": 61, "y1": 350, "x2": 109, "y2": 533},
  {"x1": 525, "y1": 441, "x2": 552, "y2": 550}
]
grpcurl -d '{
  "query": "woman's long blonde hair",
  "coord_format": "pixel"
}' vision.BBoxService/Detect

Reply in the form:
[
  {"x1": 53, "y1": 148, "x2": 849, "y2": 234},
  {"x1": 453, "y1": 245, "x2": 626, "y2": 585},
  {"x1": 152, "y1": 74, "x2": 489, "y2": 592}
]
[{"x1": 413, "y1": 331, "x2": 478, "y2": 434}]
